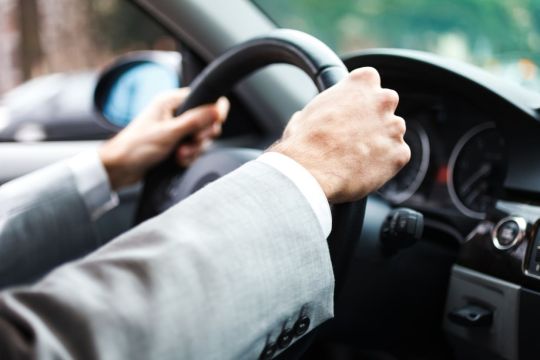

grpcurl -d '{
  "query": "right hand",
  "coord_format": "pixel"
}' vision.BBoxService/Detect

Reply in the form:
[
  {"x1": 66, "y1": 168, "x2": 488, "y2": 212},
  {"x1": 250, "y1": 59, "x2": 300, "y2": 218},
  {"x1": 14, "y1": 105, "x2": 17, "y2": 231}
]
[{"x1": 270, "y1": 67, "x2": 410, "y2": 204}]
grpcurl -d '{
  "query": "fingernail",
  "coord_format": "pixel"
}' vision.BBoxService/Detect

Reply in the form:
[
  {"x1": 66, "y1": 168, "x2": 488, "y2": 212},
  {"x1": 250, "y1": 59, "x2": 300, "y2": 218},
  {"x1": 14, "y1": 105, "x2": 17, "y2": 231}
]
[{"x1": 179, "y1": 147, "x2": 190, "y2": 158}]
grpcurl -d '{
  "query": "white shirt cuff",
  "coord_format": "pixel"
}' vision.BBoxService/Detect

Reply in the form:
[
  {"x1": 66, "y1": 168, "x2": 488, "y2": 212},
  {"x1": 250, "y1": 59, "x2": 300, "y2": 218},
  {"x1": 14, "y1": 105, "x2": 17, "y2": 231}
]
[
  {"x1": 256, "y1": 152, "x2": 332, "y2": 238},
  {"x1": 67, "y1": 151, "x2": 119, "y2": 221}
]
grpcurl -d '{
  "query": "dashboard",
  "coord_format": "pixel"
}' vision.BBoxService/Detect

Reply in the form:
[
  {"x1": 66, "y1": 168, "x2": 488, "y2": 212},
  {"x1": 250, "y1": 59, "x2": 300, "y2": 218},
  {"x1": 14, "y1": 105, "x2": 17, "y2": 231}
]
[
  {"x1": 344, "y1": 49, "x2": 540, "y2": 234},
  {"x1": 338, "y1": 49, "x2": 540, "y2": 360},
  {"x1": 380, "y1": 93, "x2": 507, "y2": 222}
]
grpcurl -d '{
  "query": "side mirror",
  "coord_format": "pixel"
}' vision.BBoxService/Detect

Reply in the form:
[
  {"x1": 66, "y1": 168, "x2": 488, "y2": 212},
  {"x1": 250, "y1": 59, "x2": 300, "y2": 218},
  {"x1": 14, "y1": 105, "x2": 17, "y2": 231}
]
[{"x1": 94, "y1": 51, "x2": 181, "y2": 131}]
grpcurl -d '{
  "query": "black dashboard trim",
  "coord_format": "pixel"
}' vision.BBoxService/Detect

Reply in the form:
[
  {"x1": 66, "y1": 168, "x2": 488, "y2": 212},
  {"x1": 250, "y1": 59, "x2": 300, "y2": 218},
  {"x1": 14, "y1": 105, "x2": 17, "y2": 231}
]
[{"x1": 343, "y1": 48, "x2": 540, "y2": 201}]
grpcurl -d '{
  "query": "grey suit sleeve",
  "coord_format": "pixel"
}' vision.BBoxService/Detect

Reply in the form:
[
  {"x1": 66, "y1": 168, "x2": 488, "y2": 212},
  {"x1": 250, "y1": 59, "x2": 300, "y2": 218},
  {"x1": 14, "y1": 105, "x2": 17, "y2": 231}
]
[
  {"x1": 0, "y1": 161, "x2": 334, "y2": 360},
  {"x1": 0, "y1": 162, "x2": 101, "y2": 288}
]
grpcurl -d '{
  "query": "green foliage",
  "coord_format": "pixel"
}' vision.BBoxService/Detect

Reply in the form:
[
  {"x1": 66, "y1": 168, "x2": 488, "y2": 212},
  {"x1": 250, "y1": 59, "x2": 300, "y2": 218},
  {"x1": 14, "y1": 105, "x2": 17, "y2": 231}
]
[{"x1": 254, "y1": 0, "x2": 540, "y2": 64}]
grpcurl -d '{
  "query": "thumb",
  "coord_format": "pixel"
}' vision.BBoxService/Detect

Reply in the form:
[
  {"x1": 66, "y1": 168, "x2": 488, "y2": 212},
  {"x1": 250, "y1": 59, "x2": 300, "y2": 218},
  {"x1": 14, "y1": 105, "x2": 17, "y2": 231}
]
[{"x1": 150, "y1": 88, "x2": 191, "y2": 117}]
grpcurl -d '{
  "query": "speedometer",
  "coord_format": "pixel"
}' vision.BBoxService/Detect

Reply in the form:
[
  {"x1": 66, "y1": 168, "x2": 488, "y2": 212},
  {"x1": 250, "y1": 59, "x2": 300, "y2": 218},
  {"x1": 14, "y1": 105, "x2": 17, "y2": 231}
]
[
  {"x1": 379, "y1": 122, "x2": 430, "y2": 203},
  {"x1": 448, "y1": 122, "x2": 506, "y2": 219}
]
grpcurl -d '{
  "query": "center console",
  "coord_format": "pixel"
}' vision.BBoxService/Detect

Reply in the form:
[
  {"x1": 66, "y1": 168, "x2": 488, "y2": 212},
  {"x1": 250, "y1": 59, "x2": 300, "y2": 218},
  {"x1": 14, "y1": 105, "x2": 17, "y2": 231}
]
[{"x1": 444, "y1": 201, "x2": 540, "y2": 360}]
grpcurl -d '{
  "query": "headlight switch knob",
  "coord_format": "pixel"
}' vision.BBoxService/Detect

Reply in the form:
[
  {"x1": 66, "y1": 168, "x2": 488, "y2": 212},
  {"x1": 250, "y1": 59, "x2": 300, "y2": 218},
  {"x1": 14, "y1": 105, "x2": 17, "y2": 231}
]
[{"x1": 380, "y1": 207, "x2": 424, "y2": 255}]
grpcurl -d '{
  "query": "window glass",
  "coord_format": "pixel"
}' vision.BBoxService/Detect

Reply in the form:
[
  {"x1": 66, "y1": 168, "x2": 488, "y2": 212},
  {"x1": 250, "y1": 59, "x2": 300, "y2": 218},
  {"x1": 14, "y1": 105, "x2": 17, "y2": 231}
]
[
  {"x1": 0, "y1": 0, "x2": 176, "y2": 141},
  {"x1": 253, "y1": 0, "x2": 540, "y2": 91},
  {"x1": 0, "y1": 0, "x2": 174, "y2": 94}
]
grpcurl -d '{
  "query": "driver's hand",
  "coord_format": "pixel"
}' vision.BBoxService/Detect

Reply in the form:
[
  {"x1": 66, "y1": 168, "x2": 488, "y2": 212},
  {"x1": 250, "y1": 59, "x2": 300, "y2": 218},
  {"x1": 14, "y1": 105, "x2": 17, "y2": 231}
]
[
  {"x1": 270, "y1": 67, "x2": 410, "y2": 204},
  {"x1": 99, "y1": 88, "x2": 230, "y2": 190}
]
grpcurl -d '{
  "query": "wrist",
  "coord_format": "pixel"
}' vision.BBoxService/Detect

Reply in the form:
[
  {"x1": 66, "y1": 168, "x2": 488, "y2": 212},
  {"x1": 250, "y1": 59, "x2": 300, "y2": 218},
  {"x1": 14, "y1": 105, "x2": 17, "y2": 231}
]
[
  {"x1": 98, "y1": 141, "x2": 131, "y2": 190},
  {"x1": 268, "y1": 141, "x2": 339, "y2": 203}
]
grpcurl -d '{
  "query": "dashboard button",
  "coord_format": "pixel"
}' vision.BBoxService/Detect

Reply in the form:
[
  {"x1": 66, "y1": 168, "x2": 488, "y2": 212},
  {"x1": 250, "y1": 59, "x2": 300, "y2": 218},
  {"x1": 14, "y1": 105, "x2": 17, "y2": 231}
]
[
  {"x1": 492, "y1": 216, "x2": 527, "y2": 250},
  {"x1": 496, "y1": 221, "x2": 519, "y2": 246}
]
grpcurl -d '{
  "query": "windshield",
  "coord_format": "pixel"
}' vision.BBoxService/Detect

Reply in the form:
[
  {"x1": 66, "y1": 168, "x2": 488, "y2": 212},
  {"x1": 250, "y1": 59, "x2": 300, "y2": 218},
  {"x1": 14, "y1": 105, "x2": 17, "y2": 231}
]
[{"x1": 253, "y1": 0, "x2": 540, "y2": 92}]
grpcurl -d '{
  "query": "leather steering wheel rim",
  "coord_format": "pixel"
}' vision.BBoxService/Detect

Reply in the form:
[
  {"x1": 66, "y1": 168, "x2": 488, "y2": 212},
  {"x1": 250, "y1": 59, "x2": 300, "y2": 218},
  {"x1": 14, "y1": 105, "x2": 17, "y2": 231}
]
[{"x1": 135, "y1": 28, "x2": 367, "y2": 356}]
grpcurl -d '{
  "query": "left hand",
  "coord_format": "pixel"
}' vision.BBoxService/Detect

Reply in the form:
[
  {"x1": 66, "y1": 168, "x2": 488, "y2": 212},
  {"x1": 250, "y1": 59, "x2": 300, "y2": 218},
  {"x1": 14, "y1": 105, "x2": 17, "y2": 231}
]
[{"x1": 99, "y1": 88, "x2": 230, "y2": 190}]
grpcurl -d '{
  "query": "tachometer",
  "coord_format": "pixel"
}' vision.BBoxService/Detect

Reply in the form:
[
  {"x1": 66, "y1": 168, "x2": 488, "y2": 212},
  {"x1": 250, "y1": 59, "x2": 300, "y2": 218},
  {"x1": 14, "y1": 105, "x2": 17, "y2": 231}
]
[
  {"x1": 448, "y1": 122, "x2": 506, "y2": 219},
  {"x1": 379, "y1": 122, "x2": 430, "y2": 203}
]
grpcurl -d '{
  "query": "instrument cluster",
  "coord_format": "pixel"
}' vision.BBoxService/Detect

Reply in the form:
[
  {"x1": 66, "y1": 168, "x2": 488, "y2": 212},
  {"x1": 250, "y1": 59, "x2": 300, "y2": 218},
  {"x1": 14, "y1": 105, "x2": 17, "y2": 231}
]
[{"x1": 378, "y1": 94, "x2": 507, "y2": 220}]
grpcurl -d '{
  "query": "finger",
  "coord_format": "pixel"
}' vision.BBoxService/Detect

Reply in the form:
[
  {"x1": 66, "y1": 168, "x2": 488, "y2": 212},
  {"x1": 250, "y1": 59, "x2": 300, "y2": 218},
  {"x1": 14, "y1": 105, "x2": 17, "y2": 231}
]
[
  {"x1": 176, "y1": 144, "x2": 198, "y2": 167},
  {"x1": 178, "y1": 140, "x2": 200, "y2": 156},
  {"x1": 211, "y1": 122, "x2": 222, "y2": 137},
  {"x1": 177, "y1": 146, "x2": 196, "y2": 165},
  {"x1": 173, "y1": 96, "x2": 228, "y2": 124},
  {"x1": 182, "y1": 138, "x2": 211, "y2": 156},
  {"x1": 176, "y1": 139, "x2": 210, "y2": 167},
  {"x1": 152, "y1": 88, "x2": 191, "y2": 116},
  {"x1": 194, "y1": 122, "x2": 222, "y2": 142},
  {"x1": 130, "y1": 88, "x2": 191, "y2": 126},
  {"x1": 388, "y1": 115, "x2": 407, "y2": 139},
  {"x1": 177, "y1": 151, "x2": 196, "y2": 167},
  {"x1": 167, "y1": 104, "x2": 221, "y2": 140},
  {"x1": 379, "y1": 89, "x2": 400, "y2": 113},
  {"x1": 350, "y1": 67, "x2": 381, "y2": 87},
  {"x1": 396, "y1": 142, "x2": 412, "y2": 169},
  {"x1": 215, "y1": 97, "x2": 230, "y2": 124}
]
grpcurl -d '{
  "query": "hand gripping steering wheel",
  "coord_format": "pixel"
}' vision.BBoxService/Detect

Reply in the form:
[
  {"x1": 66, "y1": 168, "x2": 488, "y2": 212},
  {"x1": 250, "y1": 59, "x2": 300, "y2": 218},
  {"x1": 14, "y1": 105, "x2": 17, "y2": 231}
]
[{"x1": 136, "y1": 29, "x2": 366, "y2": 357}]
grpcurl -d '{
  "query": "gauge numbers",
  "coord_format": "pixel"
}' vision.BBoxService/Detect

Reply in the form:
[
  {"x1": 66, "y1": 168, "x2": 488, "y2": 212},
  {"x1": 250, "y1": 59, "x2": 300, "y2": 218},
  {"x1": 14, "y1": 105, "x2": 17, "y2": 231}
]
[{"x1": 448, "y1": 122, "x2": 506, "y2": 219}]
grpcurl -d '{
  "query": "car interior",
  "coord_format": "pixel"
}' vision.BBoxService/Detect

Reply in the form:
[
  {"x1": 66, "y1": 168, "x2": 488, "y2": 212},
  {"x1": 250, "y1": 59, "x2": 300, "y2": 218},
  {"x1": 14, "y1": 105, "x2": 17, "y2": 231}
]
[{"x1": 3, "y1": 0, "x2": 540, "y2": 359}]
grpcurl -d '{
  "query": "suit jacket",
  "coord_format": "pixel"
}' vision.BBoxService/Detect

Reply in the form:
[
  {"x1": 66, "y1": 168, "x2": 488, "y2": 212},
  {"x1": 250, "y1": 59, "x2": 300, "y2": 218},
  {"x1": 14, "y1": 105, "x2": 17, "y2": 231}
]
[
  {"x1": 0, "y1": 160, "x2": 334, "y2": 359},
  {"x1": 0, "y1": 161, "x2": 104, "y2": 288}
]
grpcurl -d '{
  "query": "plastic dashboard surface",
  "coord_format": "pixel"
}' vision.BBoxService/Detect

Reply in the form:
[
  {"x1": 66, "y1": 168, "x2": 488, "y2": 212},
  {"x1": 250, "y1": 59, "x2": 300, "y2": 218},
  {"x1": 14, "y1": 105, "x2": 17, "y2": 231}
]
[{"x1": 343, "y1": 49, "x2": 540, "y2": 228}]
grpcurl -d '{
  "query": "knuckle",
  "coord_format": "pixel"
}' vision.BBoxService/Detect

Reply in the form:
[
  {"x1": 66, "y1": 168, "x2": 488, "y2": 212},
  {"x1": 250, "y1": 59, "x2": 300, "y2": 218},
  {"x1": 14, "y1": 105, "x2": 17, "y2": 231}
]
[
  {"x1": 377, "y1": 91, "x2": 399, "y2": 113},
  {"x1": 350, "y1": 67, "x2": 381, "y2": 84},
  {"x1": 152, "y1": 92, "x2": 171, "y2": 105},
  {"x1": 158, "y1": 88, "x2": 182, "y2": 101},
  {"x1": 396, "y1": 143, "x2": 411, "y2": 167},
  {"x1": 386, "y1": 116, "x2": 406, "y2": 137},
  {"x1": 283, "y1": 124, "x2": 293, "y2": 138},
  {"x1": 210, "y1": 106, "x2": 221, "y2": 121},
  {"x1": 381, "y1": 89, "x2": 399, "y2": 106},
  {"x1": 349, "y1": 68, "x2": 364, "y2": 79},
  {"x1": 393, "y1": 116, "x2": 406, "y2": 135}
]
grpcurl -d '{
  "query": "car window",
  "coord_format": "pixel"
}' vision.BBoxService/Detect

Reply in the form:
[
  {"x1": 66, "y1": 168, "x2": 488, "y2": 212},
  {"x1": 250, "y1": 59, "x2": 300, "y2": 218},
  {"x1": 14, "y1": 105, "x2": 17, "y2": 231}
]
[
  {"x1": 0, "y1": 0, "x2": 177, "y2": 142},
  {"x1": 253, "y1": 0, "x2": 540, "y2": 92}
]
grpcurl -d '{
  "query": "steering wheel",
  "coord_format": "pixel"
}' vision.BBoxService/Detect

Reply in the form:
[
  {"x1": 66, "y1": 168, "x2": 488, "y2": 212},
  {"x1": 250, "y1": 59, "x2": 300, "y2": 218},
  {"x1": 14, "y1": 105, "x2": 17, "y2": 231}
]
[{"x1": 135, "y1": 29, "x2": 367, "y2": 357}]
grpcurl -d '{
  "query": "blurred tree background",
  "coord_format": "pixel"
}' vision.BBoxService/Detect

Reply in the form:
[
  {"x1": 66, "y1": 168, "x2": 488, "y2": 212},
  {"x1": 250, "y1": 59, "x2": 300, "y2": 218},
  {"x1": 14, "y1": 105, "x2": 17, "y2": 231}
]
[
  {"x1": 254, "y1": 0, "x2": 540, "y2": 90},
  {"x1": 90, "y1": 0, "x2": 171, "y2": 53},
  {"x1": 0, "y1": 0, "x2": 173, "y2": 94},
  {"x1": 3, "y1": 0, "x2": 540, "y2": 93}
]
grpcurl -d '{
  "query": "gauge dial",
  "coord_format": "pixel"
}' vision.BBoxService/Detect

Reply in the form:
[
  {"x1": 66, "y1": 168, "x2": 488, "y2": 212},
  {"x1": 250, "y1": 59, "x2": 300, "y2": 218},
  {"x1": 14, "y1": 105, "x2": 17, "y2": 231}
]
[
  {"x1": 379, "y1": 122, "x2": 430, "y2": 203},
  {"x1": 448, "y1": 123, "x2": 506, "y2": 219}
]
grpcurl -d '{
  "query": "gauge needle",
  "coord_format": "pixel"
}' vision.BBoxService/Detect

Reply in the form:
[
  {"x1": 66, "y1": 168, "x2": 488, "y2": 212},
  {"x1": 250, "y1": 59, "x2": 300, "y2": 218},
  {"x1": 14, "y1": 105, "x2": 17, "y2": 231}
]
[
  {"x1": 465, "y1": 182, "x2": 488, "y2": 205},
  {"x1": 459, "y1": 163, "x2": 491, "y2": 195}
]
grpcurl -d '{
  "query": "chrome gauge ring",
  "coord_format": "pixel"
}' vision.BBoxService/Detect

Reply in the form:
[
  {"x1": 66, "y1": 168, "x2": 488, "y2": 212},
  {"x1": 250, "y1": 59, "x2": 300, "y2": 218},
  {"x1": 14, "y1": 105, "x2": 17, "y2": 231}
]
[
  {"x1": 379, "y1": 121, "x2": 430, "y2": 204},
  {"x1": 448, "y1": 122, "x2": 506, "y2": 219}
]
